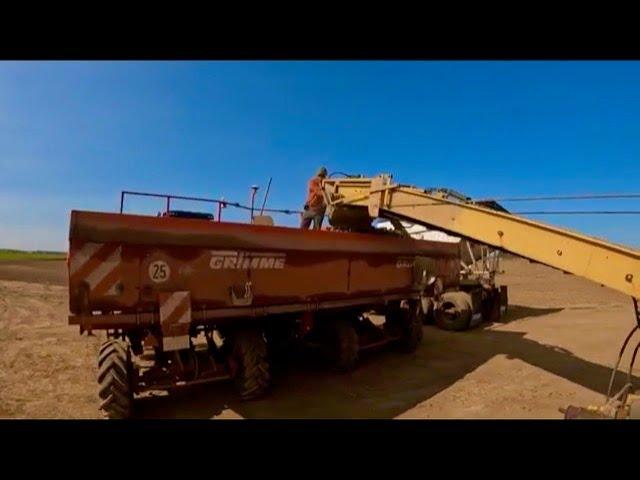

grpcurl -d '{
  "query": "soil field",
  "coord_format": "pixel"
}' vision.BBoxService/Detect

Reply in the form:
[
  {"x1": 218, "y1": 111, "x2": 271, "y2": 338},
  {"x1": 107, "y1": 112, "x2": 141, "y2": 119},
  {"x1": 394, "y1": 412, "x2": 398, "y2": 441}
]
[
  {"x1": 0, "y1": 257, "x2": 637, "y2": 419},
  {"x1": 0, "y1": 260, "x2": 67, "y2": 286}
]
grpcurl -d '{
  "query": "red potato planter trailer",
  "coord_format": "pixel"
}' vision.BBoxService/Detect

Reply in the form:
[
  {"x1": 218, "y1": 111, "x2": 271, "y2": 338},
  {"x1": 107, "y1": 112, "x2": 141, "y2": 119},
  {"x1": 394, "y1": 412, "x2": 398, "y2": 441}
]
[{"x1": 68, "y1": 210, "x2": 460, "y2": 419}]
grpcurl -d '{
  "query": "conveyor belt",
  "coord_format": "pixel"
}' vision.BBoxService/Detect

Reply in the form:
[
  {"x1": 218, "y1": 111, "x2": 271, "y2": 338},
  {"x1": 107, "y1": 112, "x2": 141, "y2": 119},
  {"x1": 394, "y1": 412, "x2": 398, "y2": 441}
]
[{"x1": 323, "y1": 175, "x2": 640, "y2": 298}]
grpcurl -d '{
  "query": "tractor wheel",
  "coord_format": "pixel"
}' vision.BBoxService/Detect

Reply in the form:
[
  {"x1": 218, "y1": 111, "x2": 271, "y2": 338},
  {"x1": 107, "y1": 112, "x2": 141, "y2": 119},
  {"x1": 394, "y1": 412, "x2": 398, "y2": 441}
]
[
  {"x1": 420, "y1": 297, "x2": 435, "y2": 325},
  {"x1": 435, "y1": 291, "x2": 473, "y2": 331},
  {"x1": 230, "y1": 329, "x2": 271, "y2": 400},
  {"x1": 321, "y1": 319, "x2": 359, "y2": 373},
  {"x1": 499, "y1": 285, "x2": 509, "y2": 318},
  {"x1": 385, "y1": 301, "x2": 423, "y2": 353},
  {"x1": 482, "y1": 290, "x2": 502, "y2": 323},
  {"x1": 97, "y1": 338, "x2": 134, "y2": 419}
]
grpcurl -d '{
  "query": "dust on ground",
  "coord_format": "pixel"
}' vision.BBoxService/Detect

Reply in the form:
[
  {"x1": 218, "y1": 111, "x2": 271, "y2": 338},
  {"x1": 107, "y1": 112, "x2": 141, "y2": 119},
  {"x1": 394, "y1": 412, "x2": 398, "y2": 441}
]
[{"x1": 0, "y1": 257, "x2": 637, "y2": 419}]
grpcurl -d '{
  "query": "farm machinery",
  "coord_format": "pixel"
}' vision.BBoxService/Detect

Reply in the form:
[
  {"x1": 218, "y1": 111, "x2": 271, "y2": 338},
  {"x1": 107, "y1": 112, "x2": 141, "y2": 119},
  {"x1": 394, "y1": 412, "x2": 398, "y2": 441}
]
[
  {"x1": 68, "y1": 172, "x2": 640, "y2": 419},
  {"x1": 321, "y1": 174, "x2": 640, "y2": 419},
  {"x1": 68, "y1": 195, "x2": 461, "y2": 418}
]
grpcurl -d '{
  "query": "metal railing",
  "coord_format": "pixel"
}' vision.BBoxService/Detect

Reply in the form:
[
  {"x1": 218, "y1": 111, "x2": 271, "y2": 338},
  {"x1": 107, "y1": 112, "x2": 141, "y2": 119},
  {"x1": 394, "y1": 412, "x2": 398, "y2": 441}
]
[{"x1": 119, "y1": 190, "x2": 302, "y2": 222}]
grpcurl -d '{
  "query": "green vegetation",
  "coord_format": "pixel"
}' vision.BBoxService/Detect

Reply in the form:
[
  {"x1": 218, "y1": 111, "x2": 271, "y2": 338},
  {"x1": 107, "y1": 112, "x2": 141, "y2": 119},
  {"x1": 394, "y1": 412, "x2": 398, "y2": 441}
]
[{"x1": 0, "y1": 249, "x2": 66, "y2": 261}]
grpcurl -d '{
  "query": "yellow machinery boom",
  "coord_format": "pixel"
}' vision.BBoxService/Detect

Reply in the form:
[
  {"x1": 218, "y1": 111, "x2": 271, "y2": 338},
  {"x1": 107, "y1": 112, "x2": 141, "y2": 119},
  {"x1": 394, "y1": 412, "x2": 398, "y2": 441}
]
[
  {"x1": 323, "y1": 174, "x2": 640, "y2": 418},
  {"x1": 323, "y1": 174, "x2": 640, "y2": 299}
]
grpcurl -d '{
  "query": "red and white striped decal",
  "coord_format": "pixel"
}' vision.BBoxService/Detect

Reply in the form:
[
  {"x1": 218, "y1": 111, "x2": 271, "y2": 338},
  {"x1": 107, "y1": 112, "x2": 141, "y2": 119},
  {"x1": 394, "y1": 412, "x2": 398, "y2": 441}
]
[
  {"x1": 69, "y1": 242, "x2": 122, "y2": 297},
  {"x1": 159, "y1": 291, "x2": 192, "y2": 351}
]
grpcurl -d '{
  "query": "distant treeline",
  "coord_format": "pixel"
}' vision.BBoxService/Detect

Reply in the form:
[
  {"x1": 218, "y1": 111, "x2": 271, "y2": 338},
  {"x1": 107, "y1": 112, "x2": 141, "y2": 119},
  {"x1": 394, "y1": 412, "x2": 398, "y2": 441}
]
[
  {"x1": 0, "y1": 249, "x2": 66, "y2": 255},
  {"x1": 0, "y1": 249, "x2": 67, "y2": 261}
]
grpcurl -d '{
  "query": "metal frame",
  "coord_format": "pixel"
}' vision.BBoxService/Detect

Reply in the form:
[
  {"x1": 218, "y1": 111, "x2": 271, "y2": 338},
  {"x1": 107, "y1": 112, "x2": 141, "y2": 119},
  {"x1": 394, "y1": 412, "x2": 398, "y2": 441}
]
[
  {"x1": 120, "y1": 190, "x2": 230, "y2": 221},
  {"x1": 69, "y1": 292, "x2": 424, "y2": 330},
  {"x1": 119, "y1": 190, "x2": 303, "y2": 222}
]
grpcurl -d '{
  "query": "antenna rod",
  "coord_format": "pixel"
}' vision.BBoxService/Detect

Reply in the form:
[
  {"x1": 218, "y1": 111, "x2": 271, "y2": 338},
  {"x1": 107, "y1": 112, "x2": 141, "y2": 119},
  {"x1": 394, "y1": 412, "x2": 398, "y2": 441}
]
[
  {"x1": 260, "y1": 177, "x2": 273, "y2": 215},
  {"x1": 250, "y1": 185, "x2": 259, "y2": 221}
]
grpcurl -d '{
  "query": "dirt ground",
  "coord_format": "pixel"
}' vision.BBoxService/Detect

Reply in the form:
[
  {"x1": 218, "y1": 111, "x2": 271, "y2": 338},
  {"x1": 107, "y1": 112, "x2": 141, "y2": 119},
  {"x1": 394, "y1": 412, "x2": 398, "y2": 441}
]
[{"x1": 0, "y1": 257, "x2": 638, "y2": 419}]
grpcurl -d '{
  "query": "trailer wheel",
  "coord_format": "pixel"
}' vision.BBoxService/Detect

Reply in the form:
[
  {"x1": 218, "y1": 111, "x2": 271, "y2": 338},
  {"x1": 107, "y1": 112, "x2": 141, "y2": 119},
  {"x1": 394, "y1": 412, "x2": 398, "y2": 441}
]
[
  {"x1": 420, "y1": 297, "x2": 435, "y2": 325},
  {"x1": 435, "y1": 291, "x2": 473, "y2": 331},
  {"x1": 97, "y1": 339, "x2": 134, "y2": 419},
  {"x1": 499, "y1": 285, "x2": 509, "y2": 318},
  {"x1": 230, "y1": 329, "x2": 271, "y2": 400},
  {"x1": 385, "y1": 302, "x2": 423, "y2": 353},
  {"x1": 482, "y1": 290, "x2": 501, "y2": 323},
  {"x1": 321, "y1": 319, "x2": 359, "y2": 373},
  {"x1": 401, "y1": 302, "x2": 424, "y2": 352}
]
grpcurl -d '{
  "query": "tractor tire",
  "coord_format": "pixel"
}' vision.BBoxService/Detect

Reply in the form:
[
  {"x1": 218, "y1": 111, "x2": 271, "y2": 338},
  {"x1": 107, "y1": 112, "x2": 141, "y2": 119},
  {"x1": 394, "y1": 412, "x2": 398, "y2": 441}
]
[
  {"x1": 230, "y1": 329, "x2": 271, "y2": 400},
  {"x1": 434, "y1": 291, "x2": 473, "y2": 331},
  {"x1": 385, "y1": 301, "x2": 423, "y2": 353},
  {"x1": 499, "y1": 285, "x2": 509, "y2": 317},
  {"x1": 97, "y1": 339, "x2": 134, "y2": 419},
  {"x1": 420, "y1": 297, "x2": 435, "y2": 325},
  {"x1": 482, "y1": 290, "x2": 502, "y2": 323},
  {"x1": 321, "y1": 319, "x2": 359, "y2": 373}
]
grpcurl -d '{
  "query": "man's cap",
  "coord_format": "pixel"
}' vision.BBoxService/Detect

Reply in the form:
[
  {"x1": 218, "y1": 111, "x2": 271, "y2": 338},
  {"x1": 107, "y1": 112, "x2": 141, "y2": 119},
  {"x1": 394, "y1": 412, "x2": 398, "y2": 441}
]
[{"x1": 317, "y1": 166, "x2": 328, "y2": 177}]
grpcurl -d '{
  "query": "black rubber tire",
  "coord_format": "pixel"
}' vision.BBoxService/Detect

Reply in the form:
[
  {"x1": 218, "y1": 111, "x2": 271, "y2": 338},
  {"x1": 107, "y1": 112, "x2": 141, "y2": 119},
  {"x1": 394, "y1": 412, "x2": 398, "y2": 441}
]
[
  {"x1": 499, "y1": 285, "x2": 509, "y2": 317},
  {"x1": 230, "y1": 329, "x2": 271, "y2": 400},
  {"x1": 322, "y1": 319, "x2": 359, "y2": 373},
  {"x1": 97, "y1": 339, "x2": 133, "y2": 419},
  {"x1": 481, "y1": 290, "x2": 502, "y2": 323},
  {"x1": 385, "y1": 302, "x2": 423, "y2": 353},
  {"x1": 401, "y1": 302, "x2": 424, "y2": 352},
  {"x1": 264, "y1": 321, "x2": 297, "y2": 366},
  {"x1": 420, "y1": 298, "x2": 435, "y2": 325},
  {"x1": 435, "y1": 291, "x2": 473, "y2": 331}
]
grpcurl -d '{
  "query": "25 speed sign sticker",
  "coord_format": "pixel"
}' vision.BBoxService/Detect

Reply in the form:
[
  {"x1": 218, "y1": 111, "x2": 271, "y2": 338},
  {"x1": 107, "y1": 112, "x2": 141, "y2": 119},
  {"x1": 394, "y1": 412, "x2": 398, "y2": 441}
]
[{"x1": 148, "y1": 260, "x2": 170, "y2": 283}]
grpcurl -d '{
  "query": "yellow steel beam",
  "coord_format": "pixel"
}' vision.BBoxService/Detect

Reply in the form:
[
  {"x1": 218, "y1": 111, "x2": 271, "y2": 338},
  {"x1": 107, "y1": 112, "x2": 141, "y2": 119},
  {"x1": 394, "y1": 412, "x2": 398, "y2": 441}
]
[{"x1": 323, "y1": 175, "x2": 640, "y2": 298}]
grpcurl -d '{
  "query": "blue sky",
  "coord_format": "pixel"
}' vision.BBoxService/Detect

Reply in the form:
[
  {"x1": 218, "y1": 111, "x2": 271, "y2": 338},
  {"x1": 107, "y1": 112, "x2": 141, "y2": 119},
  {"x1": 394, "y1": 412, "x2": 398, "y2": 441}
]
[{"x1": 1, "y1": 61, "x2": 639, "y2": 251}]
